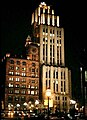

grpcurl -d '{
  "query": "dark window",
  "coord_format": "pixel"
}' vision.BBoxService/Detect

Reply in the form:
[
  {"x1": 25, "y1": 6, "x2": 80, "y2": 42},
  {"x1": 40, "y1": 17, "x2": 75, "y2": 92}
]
[
  {"x1": 56, "y1": 84, "x2": 58, "y2": 92},
  {"x1": 32, "y1": 69, "x2": 35, "y2": 72},
  {"x1": 61, "y1": 81, "x2": 63, "y2": 86},
  {"x1": 22, "y1": 61, "x2": 26, "y2": 65},
  {"x1": 10, "y1": 60, "x2": 14, "y2": 64},
  {"x1": 43, "y1": 38, "x2": 45, "y2": 41},
  {"x1": 50, "y1": 39, "x2": 52, "y2": 43},
  {"x1": 46, "y1": 72, "x2": 48, "y2": 78},
  {"x1": 46, "y1": 44, "x2": 47, "y2": 56},
  {"x1": 32, "y1": 80, "x2": 35, "y2": 83},
  {"x1": 45, "y1": 17, "x2": 47, "y2": 25},
  {"x1": 53, "y1": 30, "x2": 54, "y2": 34},
  {"x1": 9, "y1": 66, "x2": 14, "y2": 70},
  {"x1": 43, "y1": 28, "x2": 45, "y2": 32},
  {"x1": 32, "y1": 63, "x2": 35, "y2": 66},
  {"x1": 55, "y1": 96, "x2": 57, "y2": 100},
  {"x1": 64, "y1": 72, "x2": 65, "y2": 79},
  {"x1": 53, "y1": 83, "x2": 55, "y2": 92},
  {"x1": 21, "y1": 96, "x2": 26, "y2": 101},
  {"x1": 58, "y1": 96, "x2": 60, "y2": 100},
  {"x1": 56, "y1": 72, "x2": 58, "y2": 78},
  {"x1": 49, "y1": 80, "x2": 50, "y2": 88},
  {"x1": 16, "y1": 61, "x2": 20, "y2": 65},
  {"x1": 50, "y1": 18, "x2": 52, "y2": 25},
  {"x1": 8, "y1": 96, "x2": 13, "y2": 101},
  {"x1": 50, "y1": 29, "x2": 52, "y2": 33},
  {"x1": 64, "y1": 81, "x2": 65, "y2": 92},
  {"x1": 15, "y1": 96, "x2": 19, "y2": 101}
]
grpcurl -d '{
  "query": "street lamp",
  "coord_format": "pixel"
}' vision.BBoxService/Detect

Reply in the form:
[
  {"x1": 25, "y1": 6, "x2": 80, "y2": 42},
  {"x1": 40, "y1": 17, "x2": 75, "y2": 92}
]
[{"x1": 46, "y1": 88, "x2": 51, "y2": 119}]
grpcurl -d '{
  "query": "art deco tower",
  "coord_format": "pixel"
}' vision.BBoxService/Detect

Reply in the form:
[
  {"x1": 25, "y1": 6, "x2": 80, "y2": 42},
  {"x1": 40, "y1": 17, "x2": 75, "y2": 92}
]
[{"x1": 31, "y1": 2, "x2": 72, "y2": 112}]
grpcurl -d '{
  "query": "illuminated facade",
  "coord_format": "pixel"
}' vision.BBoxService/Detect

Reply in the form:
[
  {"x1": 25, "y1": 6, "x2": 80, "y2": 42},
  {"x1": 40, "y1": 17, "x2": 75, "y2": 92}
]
[
  {"x1": 4, "y1": 36, "x2": 39, "y2": 111},
  {"x1": 2, "y1": 2, "x2": 72, "y2": 113},
  {"x1": 31, "y1": 2, "x2": 72, "y2": 112}
]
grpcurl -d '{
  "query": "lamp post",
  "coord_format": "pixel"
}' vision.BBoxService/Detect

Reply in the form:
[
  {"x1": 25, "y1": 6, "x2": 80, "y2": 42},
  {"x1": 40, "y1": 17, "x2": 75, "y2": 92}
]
[{"x1": 46, "y1": 88, "x2": 51, "y2": 119}]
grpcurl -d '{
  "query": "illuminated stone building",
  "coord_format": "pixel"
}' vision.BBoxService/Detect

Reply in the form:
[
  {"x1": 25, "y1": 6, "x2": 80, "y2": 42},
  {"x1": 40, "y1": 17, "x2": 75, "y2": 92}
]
[
  {"x1": 4, "y1": 35, "x2": 39, "y2": 111},
  {"x1": 31, "y1": 2, "x2": 72, "y2": 112},
  {"x1": 1, "y1": 2, "x2": 72, "y2": 113}
]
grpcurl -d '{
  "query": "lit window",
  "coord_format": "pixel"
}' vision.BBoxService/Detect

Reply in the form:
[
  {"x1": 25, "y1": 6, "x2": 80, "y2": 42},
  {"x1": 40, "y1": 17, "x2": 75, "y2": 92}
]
[
  {"x1": 15, "y1": 96, "x2": 19, "y2": 101},
  {"x1": 31, "y1": 86, "x2": 35, "y2": 89},
  {"x1": 16, "y1": 66, "x2": 20, "y2": 70},
  {"x1": 9, "y1": 66, "x2": 14, "y2": 70},
  {"x1": 21, "y1": 84, "x2": 26, "y2": 88},
  {"x1": 9, "y1": 71, "x2": 14, "y2": 75},
  {"x1": 9, "y1": 77, "x2": 14, "y2": 81},
  {"x1": 15, "y1": 90, "x2": 19, "y2": 94},
  {"x1": 9, "y1": 83, "x2": 13, "y2": 87},
  {"x1": 21, "y1": 78, "x2": 26, "y2": 82},
  {"x1": 21, "y1": 90, "x2": 26, "y2": 94},
  {"x1": 35, "y1": 91, "x2": 38, "y2": 95},
  {"x1": 9, "y1": 89, "x2": 13, "y2": 94},
  {"x1": 22, "y1": 67, "x2": 26, "y2": 71},
  {"x1": 16, "y1": 78, "x2": 20, "y2": 81},
  {"x1": 28, "y1": 85, "x2": 30, "y2": 88},
  {"x1": 28, "y1": 90, "x2": 30, "y2": 94},
  {"x1": 22, "y1": 73, "x2": 26, "y2": 76},
  {"x1": 15, "y1": 84, "x2": 20, "y2": 87},
  {"x1": 36, "y1": 86, "x2": 38, "y2": 89},
  {"x1": 15, "y1": 72, "x2": 20, "y2": 75},
  {"x1": 31, "y1": 91, "x2": 34, "y2": 95}
]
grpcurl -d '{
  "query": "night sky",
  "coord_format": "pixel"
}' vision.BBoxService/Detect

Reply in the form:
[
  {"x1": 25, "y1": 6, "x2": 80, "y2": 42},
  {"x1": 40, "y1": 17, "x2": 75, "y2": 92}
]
[{"x1": 1, "y1": 0, "x2": 87, "y2": 99}]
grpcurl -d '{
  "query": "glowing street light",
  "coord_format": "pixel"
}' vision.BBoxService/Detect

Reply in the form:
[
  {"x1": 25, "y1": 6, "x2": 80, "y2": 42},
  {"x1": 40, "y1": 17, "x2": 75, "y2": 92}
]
[{"x1": 46, "y1": 88, "x2": 51, "y2": 118}]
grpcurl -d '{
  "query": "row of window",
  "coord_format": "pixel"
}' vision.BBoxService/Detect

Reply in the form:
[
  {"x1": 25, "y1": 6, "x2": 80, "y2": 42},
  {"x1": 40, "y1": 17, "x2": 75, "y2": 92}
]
[
  {"x1": 10, "y1": 60, "x2": 26, "y2": 65},
  {"x1": 43, "y1": 38, "x2": 61, "y2": 44},
  {"x1": 9, "y1": 77, "x2": 26, "y2": 82},
  {"x1": 8, "y1": 71, "x2": 38, "y2": 77},
  {"x1": 45, "y1": 71, "x2": 66, "y2": 79},
  {"x1": 40, "y1": 15, "x2": 59, "y2": 26},
  {"x1": 43, "y1": 28, "x2": 61, "y2": 35},
  {"x1": 10, "y1": 59, "x2": 38, "y2": 65},
  {"x1": 9, "y1": 66, "x2": 38, "y2": 72},
  {"x1": 55, "y1": 96, "x2": 67, "y2": 101},
  {"x1": 43, "y1": 41, "x2": 62, "y2": 64},
  {"x1": 45, "y1": 80, "x2": 66, "y2": 92},
  {"x1": 8, "y1": 84, "x2": 38, "y2": 89},
  {"x1": 8, "y1": 89, "x2": 38, "y2": 95},
  {"x1": 8, "y1": 96, "x2": 26, "y2": 101},
  {"x1": 8, "y1": 77, "x2": 38, "y2": 83}
]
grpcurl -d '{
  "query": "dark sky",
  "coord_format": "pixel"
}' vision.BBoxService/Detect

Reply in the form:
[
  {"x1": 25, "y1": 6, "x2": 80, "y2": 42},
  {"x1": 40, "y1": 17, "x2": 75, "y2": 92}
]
[{"x1": 1, "y1": 1, "x2": 87, "y2": 65}]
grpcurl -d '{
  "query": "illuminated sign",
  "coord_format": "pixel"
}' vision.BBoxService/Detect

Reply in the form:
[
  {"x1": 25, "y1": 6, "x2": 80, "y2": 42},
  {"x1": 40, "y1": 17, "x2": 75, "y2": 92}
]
[{"x1": 44, "y1": 99, "x2": 53, "y2": 107}]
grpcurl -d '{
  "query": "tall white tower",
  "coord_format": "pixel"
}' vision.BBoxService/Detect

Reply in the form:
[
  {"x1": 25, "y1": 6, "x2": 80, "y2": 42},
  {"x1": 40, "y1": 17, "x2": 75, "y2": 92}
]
[
  {"x1": 31, "y1": 2, "x2": 72, "y2": 112},
  {"x1": 31, "y1": 2, "x2": 64, "y2": 66}
]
